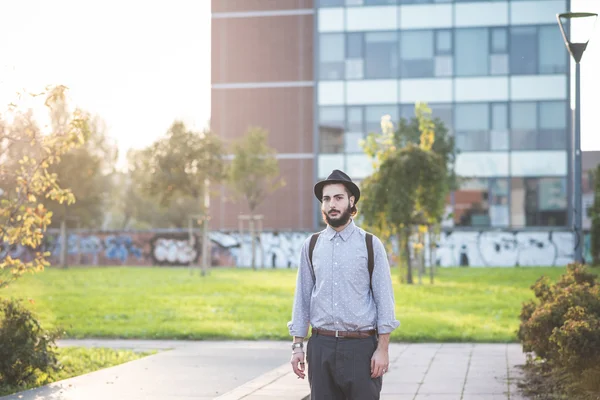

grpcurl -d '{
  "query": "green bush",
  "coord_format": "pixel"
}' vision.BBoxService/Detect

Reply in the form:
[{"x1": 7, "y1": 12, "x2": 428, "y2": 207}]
[
  {"x1": 518, "y1": 263, "x2": 600, "y2": 399},
  {"x1": 0, "y1": 298, "x2": 62, "y2": 389}
]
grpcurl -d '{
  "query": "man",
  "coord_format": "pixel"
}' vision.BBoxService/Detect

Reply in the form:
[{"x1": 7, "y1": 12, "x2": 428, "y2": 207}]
[{"x1": 287, "y1": 169, "x2": 400, "y2": 400}]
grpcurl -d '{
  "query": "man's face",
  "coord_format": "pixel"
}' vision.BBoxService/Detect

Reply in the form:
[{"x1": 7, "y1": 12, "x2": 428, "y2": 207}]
[{"x1": 321, "y1": 183, "x2": 353, "y2": 228}]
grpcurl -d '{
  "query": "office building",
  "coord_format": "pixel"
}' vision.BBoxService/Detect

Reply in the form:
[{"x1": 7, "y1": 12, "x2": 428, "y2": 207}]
[{"x1": 211, "y1": 0, "x2": 572, "y2": 232}]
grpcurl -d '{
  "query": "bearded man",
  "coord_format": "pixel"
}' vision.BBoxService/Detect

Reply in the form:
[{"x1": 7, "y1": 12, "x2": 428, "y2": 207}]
[{"x1": 287, "y1": 169, "x2": 400, "y2": 400}]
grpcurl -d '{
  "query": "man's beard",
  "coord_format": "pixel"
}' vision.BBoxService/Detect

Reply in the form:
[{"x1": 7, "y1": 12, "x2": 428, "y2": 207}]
[{"x1": 322, "y1": 203, "x2": 352, "y2": 228}]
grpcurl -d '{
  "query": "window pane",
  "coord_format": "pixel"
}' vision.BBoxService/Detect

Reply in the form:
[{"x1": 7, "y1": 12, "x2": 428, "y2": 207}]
[
  {"x1": 454, "y1": 178, "x2": 490, "y2": 227},
  {"x1": 491, "y1": 103, "x2": 508, "y2": 150},
  {"x1": 345, "y1": 132, "x2": 364, "y2": 153},
  {"x1": 319, "y1": 107, "x2": 345, "y2": 153},
  {"x1": 347, "y1": 33, "x2": 363, "y2": 58},
  {"x1": 490, "y1": 178, "x2": 509, "y2": 227},
  {"x1": 400, "y1": 30, "x2": 434, "y2": 78},
  {"x1": 539, "y1": 25, "x2": 567, "y2": 74},
  {"x1": 435, "y1": 55, "x2": 453, "y2": 77},
  {"x1": 490, "y1": 54, "x2": 508, "y2": 75},
  {"x1": 347, "y1": 106, "x2": 364, "y2": 132},
  {"x1": 539, "y1": 101, "x2": 567, "y2": 150},
  {"x1": 365, "y1": 32, "x2": 399, "y2": 79},
  {"x1": 430, "y1": 104, "x2": 453, "y2": 133},
  {"x1": 455, "y1": 104, "x2": 489, "y2": 151},
  {"x1": 510, "y1": 27, "x2": 537, "y2": 75},
  {"x1": 319, "y1": 0, "x2": 344, "y2": 6},
  {"x1": 456, "y1": 29, "x2": 489, "y2": 76},
  {"x1": 456, "y1": 104, "x2": 488, "y2": 131},
  {"x1": 510, "y1": 102, "x2": 537, "y2": 150},
  {"x1": 366, "y1": 105, "x2": 398, "y2": 135},
  {"x1": 436, "y1": 30, "x2": 452, "y2": 54},
  {"x1": 491, "y1": 28, "x2": 508, "y2": 53},
  {"x1": 320, "y1": 34, "x2": 345, "y2": 80},
  {"x1": 513, "y1": 175, "x2": 567, "y2": 228},
  {"x1": 364, "y1": 0, "x2": 397, "y2": 4}
]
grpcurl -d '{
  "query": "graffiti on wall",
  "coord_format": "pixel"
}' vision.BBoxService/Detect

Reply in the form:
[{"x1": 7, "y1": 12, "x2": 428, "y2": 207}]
[
  {"x1": 433, "y1": 230, "x2": 580, "y2": 267},
  {"x1": 1, "y1": 229, "x2": 592, "y2": 268}
]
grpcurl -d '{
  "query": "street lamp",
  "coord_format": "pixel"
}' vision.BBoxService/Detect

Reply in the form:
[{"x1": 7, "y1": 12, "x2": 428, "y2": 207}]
[{"x1": 557, "y1": 12, "x2": 598, "y2": 264}]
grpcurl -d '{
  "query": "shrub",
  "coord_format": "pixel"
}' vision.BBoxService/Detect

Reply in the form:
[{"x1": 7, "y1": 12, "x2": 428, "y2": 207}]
[
  {"x1": 0, "y1": 298, "x2": 62, "y2": 388},
  {"x1": 518, "y1": 263, "x2": 600, "y2": 399}
]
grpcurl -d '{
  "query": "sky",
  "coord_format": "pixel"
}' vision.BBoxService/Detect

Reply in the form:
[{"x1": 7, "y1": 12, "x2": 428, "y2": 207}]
[
  {"x1": 0, "y1": 0, "x2": 599, "y2": 170},
  {"x1": 0, "y1": 0, "x2": 211, "y2": 168}
]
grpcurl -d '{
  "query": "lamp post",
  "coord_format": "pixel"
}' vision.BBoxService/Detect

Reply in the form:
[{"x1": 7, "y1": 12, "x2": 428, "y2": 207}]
[{"x1": 557, "y1": 12, "x2": 598, "y2": 264}]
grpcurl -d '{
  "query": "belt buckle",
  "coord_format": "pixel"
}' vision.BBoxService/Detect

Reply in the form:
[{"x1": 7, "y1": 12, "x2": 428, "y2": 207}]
[{"x1": 335, "y1": 330, "x2": 339, "y2": 338}]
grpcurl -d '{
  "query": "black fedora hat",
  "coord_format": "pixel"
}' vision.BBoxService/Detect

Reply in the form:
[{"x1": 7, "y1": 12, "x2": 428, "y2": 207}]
[{"x1": 314, "y1": 169, "x2": 360, "y2": 204}]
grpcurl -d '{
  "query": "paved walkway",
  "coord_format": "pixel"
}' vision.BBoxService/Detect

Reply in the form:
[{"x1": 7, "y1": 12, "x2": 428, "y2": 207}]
[{"x1": 0, "y1": 340, "x2": 528, "y2": 400}]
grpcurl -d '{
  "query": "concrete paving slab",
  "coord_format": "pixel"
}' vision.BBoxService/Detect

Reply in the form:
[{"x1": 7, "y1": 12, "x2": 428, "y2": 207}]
[
  {"x1": 0, "y1": 340, "x2": 291, "y2": 400},
  {"x1": 1, "y1": 341, "x2": 530, "y2": 400}
]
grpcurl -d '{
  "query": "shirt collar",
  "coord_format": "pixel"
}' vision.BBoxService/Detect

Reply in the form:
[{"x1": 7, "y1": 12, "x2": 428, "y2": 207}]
[{"x1": 324, "y1": 219, "x2": 357, "y2": 242}]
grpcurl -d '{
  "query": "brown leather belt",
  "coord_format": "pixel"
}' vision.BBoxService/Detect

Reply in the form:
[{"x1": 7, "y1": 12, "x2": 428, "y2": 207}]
[{"x1": 312, "y1": 327, "x2": 377, "y2": 339}]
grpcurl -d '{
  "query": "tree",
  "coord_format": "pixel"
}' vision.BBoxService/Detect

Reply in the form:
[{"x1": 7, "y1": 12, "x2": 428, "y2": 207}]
[
  {"x1": 0, "y1": 85, "x2": 89, "y2": 289},
  {"x1": 589, "y1": 165, "x2": 600, "y2": 265},
  {"x1": 134, "y1": 121, "x2": 225, "y2": 207},
  {"x1": 228, "y1": 127, "x2": 285, "y2": 269},
  {"x1": 360, "y1": 103, "x2": 455, "y2": 284},
  {"x1": 128, "y1": 122, "x2": 225, "y2": 272},
  {"x1": 45, "y1": 109, "x2": 118, "y2": 230}
]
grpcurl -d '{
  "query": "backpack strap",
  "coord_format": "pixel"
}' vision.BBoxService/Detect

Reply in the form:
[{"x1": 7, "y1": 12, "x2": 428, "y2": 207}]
[
  {"x1": 366, "y1": 233, "x2": 374, "y2": 295},
  {"x1": 308, "y1": 232, "x2": 320, "y2": 283}
]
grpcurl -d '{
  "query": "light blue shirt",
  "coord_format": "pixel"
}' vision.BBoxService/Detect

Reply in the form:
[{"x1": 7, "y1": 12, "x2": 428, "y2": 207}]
[{"x1": 288, "y1": 220, "x2": 400, "y2": 337}]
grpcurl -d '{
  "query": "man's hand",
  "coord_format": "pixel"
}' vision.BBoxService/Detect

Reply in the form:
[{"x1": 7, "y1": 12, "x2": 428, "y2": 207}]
[
  {"x1": 370, "y1": 348, "x2": 389, "y2": 379},
  {"x1": 291, "y1": 351, "x2": 306, "y2": 379}
]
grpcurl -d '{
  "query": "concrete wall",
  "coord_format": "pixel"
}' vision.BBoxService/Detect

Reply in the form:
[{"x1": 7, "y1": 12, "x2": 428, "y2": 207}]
[{"x1": 2, "y1": 229, "x2": 591, "y2": 268}]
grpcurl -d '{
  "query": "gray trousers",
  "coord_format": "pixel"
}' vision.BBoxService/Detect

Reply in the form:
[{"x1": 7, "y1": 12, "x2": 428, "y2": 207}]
[{"x1": 306, "y1": 333, "x2": 382, "y2": 400}]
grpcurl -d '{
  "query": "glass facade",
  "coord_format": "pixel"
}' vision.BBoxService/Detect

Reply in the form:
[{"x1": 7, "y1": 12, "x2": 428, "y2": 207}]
[{"x1": 315, "y1": 0, "x2": 570, "y2": 228}]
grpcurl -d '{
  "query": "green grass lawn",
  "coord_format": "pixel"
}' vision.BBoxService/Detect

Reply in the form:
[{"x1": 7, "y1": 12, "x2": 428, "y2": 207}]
[
  {"x1": 0, "y1": 347, "x2": 152, "y2": 396},
  {"x1": 1, "y1": 266, "x2": 569, "y2": 343}
]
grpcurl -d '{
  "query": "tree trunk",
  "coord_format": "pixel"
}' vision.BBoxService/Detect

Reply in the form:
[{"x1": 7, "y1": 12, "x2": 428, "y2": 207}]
[
  {"x1": 250, "y1": 215, "x2": 256, "y2": 270},
  {"x1": 402, "y1": 229, "x2": 413, "y2": 284},
  {"x1": 60, "y1": 204, "x2": 68, "y2": 269}
]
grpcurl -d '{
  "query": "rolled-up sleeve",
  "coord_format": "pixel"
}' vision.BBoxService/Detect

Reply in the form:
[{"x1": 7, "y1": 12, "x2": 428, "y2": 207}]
[
  {"x1": 287, "y1": 237, "x2": 314, "y2": 337},
  {"x1": 371, "y1": 236, "x2": 400, "y2": 334}
]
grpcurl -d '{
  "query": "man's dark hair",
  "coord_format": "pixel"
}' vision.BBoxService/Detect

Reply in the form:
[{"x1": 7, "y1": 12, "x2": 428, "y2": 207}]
[{"x1": 344, "y1": 186, "x2": 358, "y2": 217}]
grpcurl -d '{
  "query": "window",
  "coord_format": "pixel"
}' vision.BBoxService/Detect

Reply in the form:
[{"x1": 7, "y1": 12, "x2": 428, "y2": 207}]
[
  {"x1": 512, "y1": 177, "x2": 567, "y2": 227},
  {"x1": 320, "y1": 34, "x2": 345, "y2": 80},
  {"x1": 435, "y1": 30, "x2": 453, "y2": 76},
  {"x1": 400, "y1": 30, "x2": 434, "y2": 78},
  {"x1": 539, "y1": 101, "x2": 567, "y2": 150},
  {"x1": 365, "y1": 32, "x2": 398, "y2": 79},
  {"x1": 490, "y1": 28, "x2": 509, "y2": 75},
  {"x1": 400, "y1": 104, "x2": 453, "y2": 134},
  {"x1": 365, "y1": 105, "x2": 398, "y2": 135},
  {"x1": 455, "y1": 104, "x2": 489, "y2": 151},
  {"x1": 455, "y1": 178, "x2": 510, "y2": 227},
  {"x1": 489, "y1": 179, "x2": 510, "y2": 227},
  {"x1": 454, "y1": 178, "x2": 491, "y2": 227},
  {"x1": 510, "y1": 27, "x2": 537, "y2": 75},
  {"x1": 511, "y1": 101, "x2": 567, "y2": 150},
  {"x1": 346, "y1": 107, "x2": 364, "y2": 153},
  {"x1": 490, "y1": 103, "x2": 509, "y2": 150},
  {"x1": 400, "y1": 0, "x2": 451, "y2": 3},
  {"x1": 400, "y1": 30, "x2": 452, "y2": 78},
  {"x1": 455, "y1": 28, "x2": 489, "y2": 76},
  {"x1": 538, "y1": 25, "x2": 567, "y2": 74},
  {"x1": 510, "y1": 102, "x2": 537, "y2": 150},
  {"x1": 346, "y1": 33, "x2": 364, "y2": 79},
  {"x1": 319, "y1": 107, "x2": 345, "y2": 153},
  {"x1": 318, "y1": 0, "x2": 344, "y2": 6}
]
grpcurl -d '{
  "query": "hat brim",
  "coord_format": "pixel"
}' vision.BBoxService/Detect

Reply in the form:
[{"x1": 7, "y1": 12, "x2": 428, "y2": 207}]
[{"x1": 314, "y1": 180, "x2": 360, "y2": 204}]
